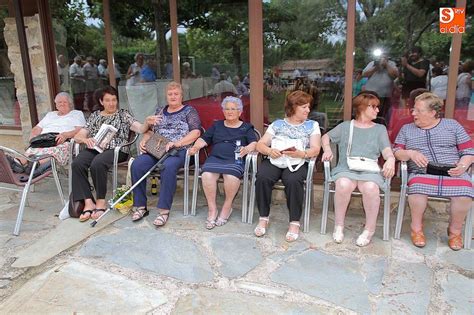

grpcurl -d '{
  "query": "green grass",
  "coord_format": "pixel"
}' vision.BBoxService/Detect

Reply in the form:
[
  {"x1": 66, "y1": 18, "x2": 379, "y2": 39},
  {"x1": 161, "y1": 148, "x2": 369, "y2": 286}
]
[{"x1": 267, "y1": 90, "x2": 343, "y2": 124}]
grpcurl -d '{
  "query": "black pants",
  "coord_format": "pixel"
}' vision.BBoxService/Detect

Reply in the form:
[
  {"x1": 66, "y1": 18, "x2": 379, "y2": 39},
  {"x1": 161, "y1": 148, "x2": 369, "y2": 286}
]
[
  {"x1": 71, "y1": 149, "x2": 127, "y2": 201},
  {"x1": 255, "y1": 159, "x2": 308, "y2": 222}
]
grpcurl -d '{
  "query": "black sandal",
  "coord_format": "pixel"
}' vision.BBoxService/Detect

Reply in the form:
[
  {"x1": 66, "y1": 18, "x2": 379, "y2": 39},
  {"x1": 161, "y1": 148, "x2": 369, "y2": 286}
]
[
  {"x1": 79, "y1": 210, "x2": 93, "y2": 222},
  {"x1": 131, "y1": 207, "x2": 149, "y2": 222},
  {"x1": 92, "y1": 209, "x2": 106, "y2": 220}
]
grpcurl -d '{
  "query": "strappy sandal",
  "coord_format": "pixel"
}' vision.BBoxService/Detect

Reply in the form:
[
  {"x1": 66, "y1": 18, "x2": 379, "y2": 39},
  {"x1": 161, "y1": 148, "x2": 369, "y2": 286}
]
[
  {"x1": 206, "y1": 217, "x2": 217, "y2": 230},
  {"x1": 153, "y1": 211, "x2": 169, "y2": 227},
  {"x1": 79, "y1": 210, "x2": 93, "y2": 222},
  {"x1": 92, "y1": 209, "x2": 106, "y2": 220},
  {"x1": 447, "y1": 228, "x2": 463, "y2": 251},
  {"x1": 216, "y1": 208, "x2": 233, "y2": 227},
  {"x1": 131, "y1": 206, "x2": 149, "y2": 222},
  {"x1": 285, "y1": 222, "x2": 301, "y2": 242},
  {"x1": 411, "y1": 228, "x2": 426, "y2": 248},
  {"x1": 254, "y1": 217, "x2": 269, "y2": 237}
]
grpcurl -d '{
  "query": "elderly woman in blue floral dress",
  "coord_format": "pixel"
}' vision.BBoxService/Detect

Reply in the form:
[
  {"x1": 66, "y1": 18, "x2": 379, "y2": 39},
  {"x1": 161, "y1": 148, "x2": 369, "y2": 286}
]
[
  {"x1": 130, "y1": 81, "x2": 201, "y2": 226},
  {"x1": 394, "y1": 92, "x2": 474, "y2": 250}
]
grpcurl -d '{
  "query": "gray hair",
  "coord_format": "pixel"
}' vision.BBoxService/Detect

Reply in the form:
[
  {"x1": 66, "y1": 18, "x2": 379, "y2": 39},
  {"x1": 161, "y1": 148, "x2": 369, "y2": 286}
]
[
  {"x1": 415, "y1": 92, "x2": 443, "y2": 118},
  {"x1": 221, "y1": 96, "x2": 243, "y2": 111},
  {"x1": 55, "y1": 92, "x2": 74, "y2": 110}
]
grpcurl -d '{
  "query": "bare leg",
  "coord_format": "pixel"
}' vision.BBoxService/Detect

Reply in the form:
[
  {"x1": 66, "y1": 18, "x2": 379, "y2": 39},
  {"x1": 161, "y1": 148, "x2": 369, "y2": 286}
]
[
  {"x1": 201, "y1": 172, "x2": 220, "y2": 220},
  {"x1": 448, "y1": 196, "x2": 471, "y2": 235},
  {"x1": 334, "y1": 177, "x2": 357, "y2": 227},
  {"x1": 357, "y1": 181, "x2": 381, "y2": 233},
  {"x1": 408, "y1": 194, "x2": 428, "y2": 232},
  {"x1": 219, "y1": 174, "x2": 240, "y2": 219}
]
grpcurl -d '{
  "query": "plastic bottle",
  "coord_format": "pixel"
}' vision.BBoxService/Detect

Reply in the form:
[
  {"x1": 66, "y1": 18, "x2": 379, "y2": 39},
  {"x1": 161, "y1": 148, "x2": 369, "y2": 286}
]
[
  {"x1": 234, "y1": 140, "x2": 243, "y2": 165},
  {"x1": 151, "y1": 177, "x2": 158, "y2": 195}
]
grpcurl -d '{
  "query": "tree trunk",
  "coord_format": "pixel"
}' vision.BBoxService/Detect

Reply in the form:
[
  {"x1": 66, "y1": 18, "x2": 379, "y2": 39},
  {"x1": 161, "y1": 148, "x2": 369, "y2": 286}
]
[{"x1": 232, "y1": 43, "x2": 242, "y2": 77}]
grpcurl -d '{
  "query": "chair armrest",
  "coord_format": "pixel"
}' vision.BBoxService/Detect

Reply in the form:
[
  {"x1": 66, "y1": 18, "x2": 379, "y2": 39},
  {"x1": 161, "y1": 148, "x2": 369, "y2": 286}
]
[
  {"x1": 400, "y1": 161, "x2": 408, "y2": 188},
  {"x1": 323, "y1": 160, "x2": 331, "y2": 181},
  {"x1": 306, "y1": 156, "x2": 317, "y2": 182}
]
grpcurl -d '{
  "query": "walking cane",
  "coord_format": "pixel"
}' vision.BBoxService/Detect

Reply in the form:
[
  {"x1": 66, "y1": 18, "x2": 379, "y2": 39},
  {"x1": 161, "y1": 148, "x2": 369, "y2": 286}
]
[{"x1": 90, "y1": 149, "x2": 179, "y2": 227}]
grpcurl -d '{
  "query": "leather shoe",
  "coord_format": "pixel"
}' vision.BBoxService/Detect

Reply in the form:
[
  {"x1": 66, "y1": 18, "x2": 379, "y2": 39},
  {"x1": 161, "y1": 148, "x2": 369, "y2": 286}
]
[
  {"x1": 411, "y1": 229, "x2": 426, "y2": 248},
  {"x1": 447, "y1": 228, "x2": 463, "y2": 251}
]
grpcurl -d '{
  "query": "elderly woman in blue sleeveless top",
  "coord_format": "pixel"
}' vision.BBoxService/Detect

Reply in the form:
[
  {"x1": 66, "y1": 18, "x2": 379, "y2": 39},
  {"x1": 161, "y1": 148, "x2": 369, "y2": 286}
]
[
  {"x1": 253, "y1": 90, "x2": 321, "y2": 242},
  {"x1": 188, "y1": 96, "x2": 257, "y2": 229}
]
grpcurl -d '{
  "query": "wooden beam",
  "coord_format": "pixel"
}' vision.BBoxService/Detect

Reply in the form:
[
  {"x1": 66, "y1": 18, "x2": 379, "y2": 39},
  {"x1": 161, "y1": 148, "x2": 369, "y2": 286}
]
[
  {"x1": 343, "y1": 0, "x2": 356, "y2": 121},
  {"x1": 248, "y1": 0, "x2": 263, "y2": 133},
  {"x1": 103, "y1": 0, "x2": 115, "y2": 88},
  {"x1": 169, "y1": 0, "x2": 180, "y2": 83},
  {"x1": 13, "y1": 0, "x2": 38, "y2": 126},
  {"x1": 37, "y1": 0, "x2": 58, "y2": 109},
  {"x1": 445, "y1": 0, "x2": 466, "y2": 118}
]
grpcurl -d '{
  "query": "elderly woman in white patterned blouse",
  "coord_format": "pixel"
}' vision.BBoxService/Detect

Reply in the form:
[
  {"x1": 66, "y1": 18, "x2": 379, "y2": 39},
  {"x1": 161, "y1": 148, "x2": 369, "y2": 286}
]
[{"x1": 254, "y1": 90, "x2": 321, "y2": 242}]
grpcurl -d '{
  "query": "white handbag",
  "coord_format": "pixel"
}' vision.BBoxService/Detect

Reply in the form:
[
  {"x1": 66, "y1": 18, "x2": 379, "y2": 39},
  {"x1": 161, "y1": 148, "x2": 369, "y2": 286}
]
[
  {"x1": 270, "y1": 135, "x2": 305, "y2": 172},
  {"x1": 346, "y1": 120, "x2": 380, "y2": 173}
]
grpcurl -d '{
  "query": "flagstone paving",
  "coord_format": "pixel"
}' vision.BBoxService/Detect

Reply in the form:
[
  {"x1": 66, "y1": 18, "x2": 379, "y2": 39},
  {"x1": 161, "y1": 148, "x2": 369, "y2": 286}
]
[{"x1": 0, "y1": 177, "x2": 473, "y2": 314}]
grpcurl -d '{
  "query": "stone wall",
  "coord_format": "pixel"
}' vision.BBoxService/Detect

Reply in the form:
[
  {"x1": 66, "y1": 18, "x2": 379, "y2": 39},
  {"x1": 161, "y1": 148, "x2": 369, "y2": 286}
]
[{"x1": 3, "y1": 14, "x2": 51, "y2": 145}]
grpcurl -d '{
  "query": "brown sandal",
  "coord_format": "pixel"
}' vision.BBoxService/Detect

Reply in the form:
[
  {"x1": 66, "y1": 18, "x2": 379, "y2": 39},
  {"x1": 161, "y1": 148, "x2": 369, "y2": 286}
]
[
  {"x1": 153, "y1": 211, "x2": 169, "y2": 227},
  {"x1": 411, "y1": 229, "x2": 426, "y2": 248},
  {"x1": 131, "y1": 207, "x2": 149, "y2": 222},
  {"x1": 447, "y1": 228, "x2": 463, "y2": 251}
]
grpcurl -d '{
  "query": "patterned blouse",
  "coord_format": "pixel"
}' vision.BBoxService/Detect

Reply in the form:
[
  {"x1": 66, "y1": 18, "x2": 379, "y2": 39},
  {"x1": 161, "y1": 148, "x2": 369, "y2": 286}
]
[
  {"x1": 152, "y1": 105, "x2": 201, "y2": 147},
  {"x1": 85, "y1": 109, "x2": 137, "y2": 153}
]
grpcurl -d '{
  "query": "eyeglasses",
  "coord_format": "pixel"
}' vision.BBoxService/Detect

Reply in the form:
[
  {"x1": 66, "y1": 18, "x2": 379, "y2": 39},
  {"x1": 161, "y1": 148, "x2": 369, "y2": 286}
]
[
  {"x1": 410, "y1": 108, "x2": 431, "y2": 114},
  {"x1": 223, "y1": 108, "x2": 240, "y2": 111},
  {"x1": 368, "y1": 104, "x2": 379, "y2": 110}
]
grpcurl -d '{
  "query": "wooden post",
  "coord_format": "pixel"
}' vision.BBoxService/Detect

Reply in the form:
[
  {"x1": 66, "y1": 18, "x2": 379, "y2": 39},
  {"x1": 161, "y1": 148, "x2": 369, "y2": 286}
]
[
  {"x1": 343, "y1": 0, "x2": 356, "y2": 121},
  {"x1": 248, "y1": 0, "x2": 264, "y2": 133}
]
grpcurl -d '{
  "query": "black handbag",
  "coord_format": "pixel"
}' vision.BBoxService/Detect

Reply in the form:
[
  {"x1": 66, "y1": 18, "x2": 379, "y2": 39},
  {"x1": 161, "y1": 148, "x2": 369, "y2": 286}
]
[
  {"x1": 426, "y1": 162, "x2": 455, "y2": 177},
  {"x1": 29, "y1": 132, "x2": 59, "y2": 148}
]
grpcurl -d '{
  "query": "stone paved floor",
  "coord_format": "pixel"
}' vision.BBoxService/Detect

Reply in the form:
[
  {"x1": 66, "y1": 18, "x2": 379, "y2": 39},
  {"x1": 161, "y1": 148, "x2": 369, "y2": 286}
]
[{"x1": 0, "y1": 175, "x2": 472, "y2": 314}]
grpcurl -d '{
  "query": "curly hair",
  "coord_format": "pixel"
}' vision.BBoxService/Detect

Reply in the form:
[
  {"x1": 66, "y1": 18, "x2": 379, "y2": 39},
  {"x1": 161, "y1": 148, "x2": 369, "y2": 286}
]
[{"x1": 414, "y1": 92, "x2": 443, "y2": 118}]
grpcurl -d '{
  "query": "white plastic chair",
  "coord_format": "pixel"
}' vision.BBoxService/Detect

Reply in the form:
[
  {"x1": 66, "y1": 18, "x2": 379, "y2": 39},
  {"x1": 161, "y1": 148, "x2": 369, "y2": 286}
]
[
  {"x1": 394, "y1": 161, "x2": 472, "y2": 249},
  {"x1": 246, "y1": 153, "x2": 317, "y2": 232},
  {"x1": 320, "y1": 160, "x2": 392, "y2": 241},
  {"x1": 188, "y1": 129, "x2": 261, "y2": 222}
]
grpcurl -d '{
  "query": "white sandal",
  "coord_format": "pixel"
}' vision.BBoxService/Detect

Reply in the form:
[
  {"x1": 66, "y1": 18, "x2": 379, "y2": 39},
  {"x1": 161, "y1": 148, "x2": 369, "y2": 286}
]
[
  {"x1": 333, "y1": 225, "x2": 344, "y2": 243},
  {"x1": 254, "y1": 217, "x2": 269, "y2": 237},
  {"x1": 285, "y1": 222, "x2": 301, "y2": 242},
  {"x1": 356, "y1": 229, "x2": 374, "y2": 247}
]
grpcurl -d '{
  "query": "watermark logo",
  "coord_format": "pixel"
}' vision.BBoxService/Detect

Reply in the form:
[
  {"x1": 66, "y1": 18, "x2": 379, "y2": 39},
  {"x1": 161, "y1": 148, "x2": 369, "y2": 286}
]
[{"x1": 440, "y1": 8, "x2": 465, "y2": 33}]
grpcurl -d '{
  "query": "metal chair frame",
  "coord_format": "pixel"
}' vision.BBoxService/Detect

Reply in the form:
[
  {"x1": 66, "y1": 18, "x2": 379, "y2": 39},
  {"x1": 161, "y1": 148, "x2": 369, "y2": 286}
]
[
  {"x1": 320, "y1": 160, "x2": 391, "y2": 241},
  {"x1": 0, "y1": 146, "x2": 64, "y2": 236},
  {"x1": 246, "y1": 152, "x2": 317, "y2": 232},
  {"x1": 394, "y1": 161, "x2": 472, "y2": 249},
  {"x1": 189, "y1": 129, "x2": 261, "y2": 222}
]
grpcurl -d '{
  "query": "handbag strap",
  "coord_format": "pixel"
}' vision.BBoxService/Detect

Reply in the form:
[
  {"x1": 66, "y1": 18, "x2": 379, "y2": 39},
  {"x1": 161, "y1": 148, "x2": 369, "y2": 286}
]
[{"x1": 346, "y1": 120, "x2": 355, "y2": 157}]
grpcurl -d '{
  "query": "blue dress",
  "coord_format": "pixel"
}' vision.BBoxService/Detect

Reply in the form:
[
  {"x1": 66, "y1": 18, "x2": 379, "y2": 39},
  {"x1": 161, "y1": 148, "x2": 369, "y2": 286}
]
[{"x1": 201, "y1": 120, "x2": 257, "y2": 178}]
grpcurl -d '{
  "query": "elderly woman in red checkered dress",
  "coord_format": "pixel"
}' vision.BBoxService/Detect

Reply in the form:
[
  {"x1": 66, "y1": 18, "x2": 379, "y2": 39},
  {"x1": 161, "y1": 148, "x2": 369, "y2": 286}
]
[{"x1": 394, "y1": 92, "x2": 474, "y2": 251}]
